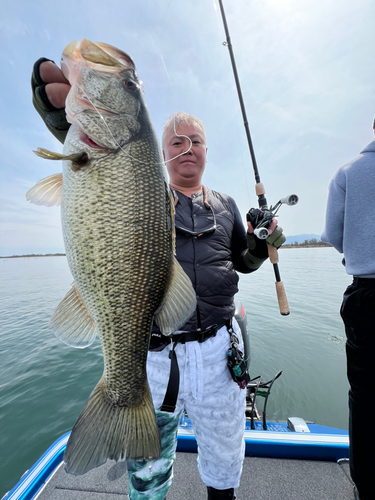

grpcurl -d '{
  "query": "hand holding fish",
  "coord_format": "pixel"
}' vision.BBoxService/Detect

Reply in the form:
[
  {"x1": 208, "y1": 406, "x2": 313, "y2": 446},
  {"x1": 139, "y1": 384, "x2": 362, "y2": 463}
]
[
  {"x1": 32, "y1": 58, "x2": 71, "y2": 143},
  {"x1": 39, "y1": 60, "x2": 70, "y2": 107}
]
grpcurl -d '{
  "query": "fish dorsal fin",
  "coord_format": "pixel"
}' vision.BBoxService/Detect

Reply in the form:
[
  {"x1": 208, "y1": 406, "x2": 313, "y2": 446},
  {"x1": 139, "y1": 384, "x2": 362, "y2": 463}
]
[
  {"x1": 50, "y1": 282, "x2": 97, "y2": 348},
  {"x1": 154, "y1": 256, "x2": 196, "y2": 335},
  {"x1": 26, "y1": 173, "x2": 62, "y2": 207}
]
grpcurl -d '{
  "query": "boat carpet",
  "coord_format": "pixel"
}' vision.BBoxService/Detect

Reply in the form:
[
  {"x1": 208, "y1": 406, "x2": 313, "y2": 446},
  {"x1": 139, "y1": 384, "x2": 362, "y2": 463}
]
[{"x1": 36, "y1": 452, "x2": 355, "y2": 500}]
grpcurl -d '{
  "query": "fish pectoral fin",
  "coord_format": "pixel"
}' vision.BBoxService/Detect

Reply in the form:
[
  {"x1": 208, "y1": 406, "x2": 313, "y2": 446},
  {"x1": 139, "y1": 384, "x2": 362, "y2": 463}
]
[
  {"x1": 26, "y1": 173, "x2": 63, "y2": 207},
  {"x1": 33, "y1": 147, "x2": 87, "y2": 163},
  {"x1": 49, "y1": 282, "x2": 97, "y2": 348},
  {"x1": 154, "y1": 256, "x2": 197, "y2": 335}
]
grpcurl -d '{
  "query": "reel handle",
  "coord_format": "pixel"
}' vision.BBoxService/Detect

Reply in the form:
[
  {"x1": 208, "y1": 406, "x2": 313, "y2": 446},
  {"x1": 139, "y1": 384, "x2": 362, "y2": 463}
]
[
  {"x1": 280, "y1": 194, "x2": 299, "y2": 206},
  {"x1": 253, "y1": 227, "x2": 269, "y2": 239}
]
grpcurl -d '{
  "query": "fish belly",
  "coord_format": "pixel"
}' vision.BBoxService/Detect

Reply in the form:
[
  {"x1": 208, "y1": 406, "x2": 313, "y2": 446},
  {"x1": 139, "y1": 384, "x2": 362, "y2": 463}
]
[{"x1": 61, "y1": 142, "x2": 169, "y2": 472}]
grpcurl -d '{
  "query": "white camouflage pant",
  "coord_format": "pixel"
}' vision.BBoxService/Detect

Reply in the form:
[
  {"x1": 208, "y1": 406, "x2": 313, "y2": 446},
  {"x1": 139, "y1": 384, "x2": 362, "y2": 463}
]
[{"x1": 127, "y1": 319, "x2": 246, "y2": 499}]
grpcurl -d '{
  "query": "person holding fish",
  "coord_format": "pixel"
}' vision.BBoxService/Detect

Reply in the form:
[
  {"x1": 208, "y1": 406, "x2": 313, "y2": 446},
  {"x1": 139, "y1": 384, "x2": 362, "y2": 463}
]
[{"x1": 30, "y1": 42, "x2": 285, "y2": 500}]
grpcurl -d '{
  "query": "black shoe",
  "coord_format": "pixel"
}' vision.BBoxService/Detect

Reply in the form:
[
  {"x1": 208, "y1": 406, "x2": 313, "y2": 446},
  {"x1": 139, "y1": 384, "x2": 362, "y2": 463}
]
[{"x1": 207, "y1": 486, "x2": 236, "y2": 500}]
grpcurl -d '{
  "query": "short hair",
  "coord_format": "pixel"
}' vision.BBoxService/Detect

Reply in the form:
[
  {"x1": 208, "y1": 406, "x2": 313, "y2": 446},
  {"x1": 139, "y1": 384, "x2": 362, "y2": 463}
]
[{"x1": 162, "y1": 112, "x2": 206, "y2": 150}]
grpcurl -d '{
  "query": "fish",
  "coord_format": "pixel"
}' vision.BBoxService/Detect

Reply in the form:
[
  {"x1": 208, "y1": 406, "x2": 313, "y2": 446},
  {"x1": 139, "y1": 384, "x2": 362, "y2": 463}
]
[{"x1": 26, "y1": 39, "x2": 196, "y2": 475}]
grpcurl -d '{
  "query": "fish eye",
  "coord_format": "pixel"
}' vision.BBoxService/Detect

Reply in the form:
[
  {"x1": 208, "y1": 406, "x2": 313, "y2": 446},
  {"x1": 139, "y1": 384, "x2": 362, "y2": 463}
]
[{"x1": 124, "y1": 79, "x2": 138, "y2": 91}]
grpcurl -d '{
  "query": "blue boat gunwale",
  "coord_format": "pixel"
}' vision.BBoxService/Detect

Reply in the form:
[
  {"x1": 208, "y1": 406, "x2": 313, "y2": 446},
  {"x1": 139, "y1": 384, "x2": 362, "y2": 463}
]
[
  {"x1": 178, "y1": 421, "x2": 349, "y2": 461},
  {"x1": 3, "y1": 420, "x2": 349, "y2": 500},
  {"x1": 3, "y1": 433, "x2": 69, "y2": 500}
]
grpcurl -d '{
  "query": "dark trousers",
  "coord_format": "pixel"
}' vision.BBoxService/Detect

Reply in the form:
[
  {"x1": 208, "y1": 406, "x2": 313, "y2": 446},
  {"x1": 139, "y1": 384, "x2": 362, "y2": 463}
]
[{"x1": 340, "y1": 277, "x2": 375, "y2": 500}]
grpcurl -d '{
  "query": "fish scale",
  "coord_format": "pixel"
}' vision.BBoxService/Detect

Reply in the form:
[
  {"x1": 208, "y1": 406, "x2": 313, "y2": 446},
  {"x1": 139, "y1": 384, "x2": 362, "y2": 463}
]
[
  {"x1": 27, "y1": 38, "x2": 196, "y2": 475},
  {"x1": 62, "y1": 144, "x2": 169, "y2": 389}
]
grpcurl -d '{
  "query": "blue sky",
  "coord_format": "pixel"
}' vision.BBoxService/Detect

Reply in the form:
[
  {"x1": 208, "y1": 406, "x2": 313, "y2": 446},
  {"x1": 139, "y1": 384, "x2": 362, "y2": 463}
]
[{"x1": 1, "y1": 0, "x2": 374, "y2": 255}]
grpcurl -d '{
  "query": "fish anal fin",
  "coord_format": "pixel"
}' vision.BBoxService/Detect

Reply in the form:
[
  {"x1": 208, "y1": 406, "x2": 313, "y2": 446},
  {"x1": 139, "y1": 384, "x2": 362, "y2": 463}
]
[
  {"x1": 50, "y1": 282, "x2": 97, "y2": 348},
  {"x1": 26, "y1": 173, "x2": 62, "y2": 207},
  {"x1": 64, "y1": 381, "x2": 161, "y2": 475},
  {"x1": 154, "y1": 256, "x2": 196, "y2": 335}
]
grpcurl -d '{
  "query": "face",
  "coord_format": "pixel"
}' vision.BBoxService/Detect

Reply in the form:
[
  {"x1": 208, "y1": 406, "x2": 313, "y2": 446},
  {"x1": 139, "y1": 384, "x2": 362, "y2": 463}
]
[{"x1": 163, "y1": 124, "x2": 207, "y2": 187}]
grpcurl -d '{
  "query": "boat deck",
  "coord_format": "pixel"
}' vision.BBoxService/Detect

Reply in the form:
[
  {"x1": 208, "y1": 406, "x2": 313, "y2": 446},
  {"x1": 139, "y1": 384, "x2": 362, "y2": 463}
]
[{"x1": 36, "y1": 452, "x2": 355, "y2": 500}]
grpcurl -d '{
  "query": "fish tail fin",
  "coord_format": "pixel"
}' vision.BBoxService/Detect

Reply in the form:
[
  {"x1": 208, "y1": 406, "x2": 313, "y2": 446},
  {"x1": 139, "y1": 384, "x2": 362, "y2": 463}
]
[{"x1": 64, "y1": 379, "x2": 160, "y2": 475}]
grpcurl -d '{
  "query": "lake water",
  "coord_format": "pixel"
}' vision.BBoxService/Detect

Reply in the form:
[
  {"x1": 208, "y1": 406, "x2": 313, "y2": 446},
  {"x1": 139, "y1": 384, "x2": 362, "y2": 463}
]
[{"x1": 0, "y1": 248, "x2": 351, "y2": 496}]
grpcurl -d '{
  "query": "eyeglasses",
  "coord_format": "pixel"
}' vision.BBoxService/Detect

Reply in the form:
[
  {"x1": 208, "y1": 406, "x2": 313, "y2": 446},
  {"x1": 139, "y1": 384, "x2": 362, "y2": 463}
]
[{"x1": 175, "y1": 204, "x2": 217, "y2": 238}]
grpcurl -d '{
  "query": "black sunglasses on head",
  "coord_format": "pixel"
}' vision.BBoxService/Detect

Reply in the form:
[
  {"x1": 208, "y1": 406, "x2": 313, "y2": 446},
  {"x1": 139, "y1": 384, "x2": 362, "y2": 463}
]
[{"x1": 175, "y1": 204, "x2": 217, "y2": 238}]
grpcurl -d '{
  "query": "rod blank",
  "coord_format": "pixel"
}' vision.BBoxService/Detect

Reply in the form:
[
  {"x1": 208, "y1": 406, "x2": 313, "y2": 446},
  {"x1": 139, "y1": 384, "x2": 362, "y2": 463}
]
[{"x1": 218, "y1": 0, "x2": 290, "y2": 315}]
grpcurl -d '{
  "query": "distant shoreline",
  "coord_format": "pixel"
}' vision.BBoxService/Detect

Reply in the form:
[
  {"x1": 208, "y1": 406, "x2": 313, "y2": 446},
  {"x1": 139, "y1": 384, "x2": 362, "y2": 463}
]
[
  {"x1": 281, "y1": 244, "x2": 332, "y2": 249},
  {"x1": 1, "y1": 254, "x2": 66, "y2": 259},
  {"x1": 1, "y1": 244, "x2": 332, "y2": 259}
]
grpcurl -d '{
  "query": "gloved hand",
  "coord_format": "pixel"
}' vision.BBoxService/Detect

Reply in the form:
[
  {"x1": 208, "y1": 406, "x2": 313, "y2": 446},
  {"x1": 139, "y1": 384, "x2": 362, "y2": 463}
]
[
  {"x1": 246, "y1": 207, "x2": 286, "y2": 249},
  {"x1": 266, "y1": 226, "x2": 285, "y2": 249},
  {"x1": 31, "y1": 58, "x2": 71, "y2": 144},
  {"x1": 246, "y1": 208, "x2": 266, "y2": 231}
]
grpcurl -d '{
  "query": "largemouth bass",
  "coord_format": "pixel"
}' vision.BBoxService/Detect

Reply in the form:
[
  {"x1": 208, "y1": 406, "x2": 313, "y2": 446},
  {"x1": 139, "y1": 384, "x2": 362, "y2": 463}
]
[{"x1": 27, "y1": 39, "x2": 196, "y2": 475}]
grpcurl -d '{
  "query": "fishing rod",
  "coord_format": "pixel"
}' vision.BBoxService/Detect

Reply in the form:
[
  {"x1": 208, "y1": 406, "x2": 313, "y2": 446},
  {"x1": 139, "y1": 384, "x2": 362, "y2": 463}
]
[{"x1": 218, "y1": 0, "x2": 298, "y2": 316}]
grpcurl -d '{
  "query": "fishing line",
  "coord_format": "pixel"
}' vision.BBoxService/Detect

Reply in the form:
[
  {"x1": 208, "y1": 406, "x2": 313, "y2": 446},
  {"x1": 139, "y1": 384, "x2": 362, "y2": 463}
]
[
  {"x1": 160, "y1": 53, "x2": 174, "y2": 92},
  {"x1": 75, "y1": 82, "x2": 193, "y2": 165}
]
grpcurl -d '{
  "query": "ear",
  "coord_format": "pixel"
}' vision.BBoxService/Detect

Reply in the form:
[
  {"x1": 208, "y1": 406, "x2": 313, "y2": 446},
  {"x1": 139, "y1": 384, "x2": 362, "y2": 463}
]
[{"x1": 162, "y1": 149, "x2": 166, "y2": 160}]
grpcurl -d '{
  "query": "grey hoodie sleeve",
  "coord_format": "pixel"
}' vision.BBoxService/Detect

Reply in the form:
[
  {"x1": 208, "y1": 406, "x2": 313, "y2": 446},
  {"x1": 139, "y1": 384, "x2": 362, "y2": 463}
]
[{"x1": 321, "y1": 175, "x2": 346, "y2": 253}]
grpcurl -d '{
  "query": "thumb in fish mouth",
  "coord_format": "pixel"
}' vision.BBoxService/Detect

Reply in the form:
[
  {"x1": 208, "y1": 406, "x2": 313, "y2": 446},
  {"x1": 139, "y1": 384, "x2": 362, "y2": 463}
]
[{"x1": 33, "y1": 147, "x2": 89, "y2": 171}]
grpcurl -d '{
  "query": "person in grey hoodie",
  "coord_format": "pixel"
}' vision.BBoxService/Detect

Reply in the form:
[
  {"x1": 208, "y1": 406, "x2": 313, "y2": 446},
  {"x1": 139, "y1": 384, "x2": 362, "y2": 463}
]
[{"x1": 321, "y1": 119, "x2": 375, "y2": 500}]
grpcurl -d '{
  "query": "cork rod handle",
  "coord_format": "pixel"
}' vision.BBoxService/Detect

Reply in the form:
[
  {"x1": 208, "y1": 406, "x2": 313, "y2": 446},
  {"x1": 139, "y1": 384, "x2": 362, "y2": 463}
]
[{"x1": 268, "y1": 245, "x2": 290, "y2": 316}]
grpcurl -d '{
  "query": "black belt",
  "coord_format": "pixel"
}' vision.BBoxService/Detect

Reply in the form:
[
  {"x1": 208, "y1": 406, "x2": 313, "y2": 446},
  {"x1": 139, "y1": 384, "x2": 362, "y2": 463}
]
[
  {"x1": 149, "y1": 323, "x2": 218, "y2": 352},
  {"x1": 149, "y1": 324, "x2": 218, "y2": 413}
]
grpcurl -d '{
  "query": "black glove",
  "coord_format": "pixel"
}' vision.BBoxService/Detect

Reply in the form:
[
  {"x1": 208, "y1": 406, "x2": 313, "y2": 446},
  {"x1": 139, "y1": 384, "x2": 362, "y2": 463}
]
[
  {"x1": 246, "y1": 208, "x2": 265, "y2": 228},
  {"x1": 266, "y1": 226, "x2": 285, "y2": 249},
  {"x1": 31, "y1": 58, "x2": 70, "y2": 144},
  {"x1": 246, "y1": 207, "x2": 286, "y2": 249}
]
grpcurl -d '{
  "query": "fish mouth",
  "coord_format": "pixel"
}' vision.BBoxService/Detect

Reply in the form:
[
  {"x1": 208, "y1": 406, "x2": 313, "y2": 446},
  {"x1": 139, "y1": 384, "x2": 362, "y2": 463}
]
[
  {"x1": 62, "y1": 39, "x2": 135, "y2": 73},
  {"x1": 80, "y1": 132, "x2": 108, "y2": 150}
]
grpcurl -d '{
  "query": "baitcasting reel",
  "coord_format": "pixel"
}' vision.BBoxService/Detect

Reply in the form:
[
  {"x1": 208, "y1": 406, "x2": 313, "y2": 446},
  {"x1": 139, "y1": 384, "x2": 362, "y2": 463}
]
[{"x1": 247, "y1": 194, "x2": 299, "y2": 240}]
